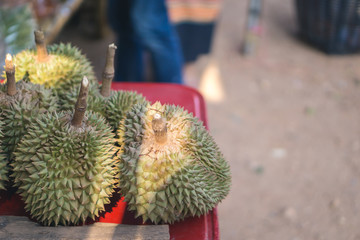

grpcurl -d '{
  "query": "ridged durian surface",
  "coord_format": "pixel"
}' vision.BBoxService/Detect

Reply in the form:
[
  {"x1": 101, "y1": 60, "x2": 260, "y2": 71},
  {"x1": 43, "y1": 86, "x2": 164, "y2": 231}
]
[
  {"x1": 12, "y1": 43, "x2": 96, "y2": 94},
  {"x1": 0, "y1": 81, "x2": 57, "y2": 187},
  {"x1": 60, "y1": 85, "x2": 147, "y2": 131},
  {"x1": 12, "y1": 111, "x2": 119, "y2": 226},
  {"x1": 118, "y1": 102, "x2": 231, "y2": 224},
  {"x1": 0, "y1": 119, "x2": 8, "y2": 190}
]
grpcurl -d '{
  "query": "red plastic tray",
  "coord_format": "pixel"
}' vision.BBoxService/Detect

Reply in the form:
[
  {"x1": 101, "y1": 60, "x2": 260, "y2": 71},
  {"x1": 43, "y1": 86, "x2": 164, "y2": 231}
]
[{"x1": 0, "y1": 82, "x2": 219, "y2": 240}]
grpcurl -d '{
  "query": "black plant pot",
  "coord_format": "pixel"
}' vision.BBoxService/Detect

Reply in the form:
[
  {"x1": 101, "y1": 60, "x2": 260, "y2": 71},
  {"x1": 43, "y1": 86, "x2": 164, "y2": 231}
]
[{"x1": 295, "y1": 0, "x2": 360, "y2": 54}]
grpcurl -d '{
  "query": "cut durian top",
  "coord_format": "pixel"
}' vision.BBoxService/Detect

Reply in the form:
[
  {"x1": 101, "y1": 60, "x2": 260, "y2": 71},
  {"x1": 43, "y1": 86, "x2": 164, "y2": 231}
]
[{"x1": 140, "y1": 102, "x2": 191, "y2": 159}]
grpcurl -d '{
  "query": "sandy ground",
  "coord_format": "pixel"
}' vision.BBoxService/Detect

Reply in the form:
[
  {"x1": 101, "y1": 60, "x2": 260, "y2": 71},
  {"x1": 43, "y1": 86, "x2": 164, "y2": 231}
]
[
  {"x1": 208, "y1": 1, "x2": 360, "y2": 239},
  {"x1": 57, "y1": 0, "x2": 360, "y2": 239}
]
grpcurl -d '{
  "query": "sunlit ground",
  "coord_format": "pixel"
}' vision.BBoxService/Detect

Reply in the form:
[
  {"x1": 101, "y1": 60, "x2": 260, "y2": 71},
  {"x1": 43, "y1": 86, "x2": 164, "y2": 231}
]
[{"x1": 199, "y1": 60, "x2": 225, "y2": 103}]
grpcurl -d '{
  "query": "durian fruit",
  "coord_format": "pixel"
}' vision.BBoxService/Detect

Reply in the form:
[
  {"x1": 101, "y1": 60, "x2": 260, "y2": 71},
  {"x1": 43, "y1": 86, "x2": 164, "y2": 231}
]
[
  {"x1": 10, "y1": 30, "x2": 96, "y2": 96},
  {"x1": 0, "y1": 119, "x2": 8, "y2": 190},
  {"x1": 12, "y1": 77, "x2": 119, "y2": 226},
  {"x1": 118, "y1": 101, "x2": 231, "y2": 224},
  {"x1": 0, "y1": 54, "x2": 57, "y2": 189},
  {"x1": 60, "y1": 44, "x2": 147, "y2": 131}
]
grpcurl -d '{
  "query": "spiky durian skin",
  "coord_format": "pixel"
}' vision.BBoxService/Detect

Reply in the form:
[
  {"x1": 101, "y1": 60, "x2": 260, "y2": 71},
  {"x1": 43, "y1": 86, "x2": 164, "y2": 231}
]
[
  {"x1": 11, "y1": 43, "x2": 96, "y2": 95},
  {"x1": 60, "y1": 85, "x2": 147, "y2": 131},
  {"x1": 12, "y1": 111, "x2": 119, "y2": 226},
  {"x1": 0, "y1": 81, "x2": 57, "y2": 177},
  {"x1": 118, "y1": 102, "x2": 231, "y2": 224},
  {"x1": 59, "y1": 82, "x2": 100, "y2": 112},
  {"x1": 0, "y1": 119, "x2": 8, "y2": 190}
]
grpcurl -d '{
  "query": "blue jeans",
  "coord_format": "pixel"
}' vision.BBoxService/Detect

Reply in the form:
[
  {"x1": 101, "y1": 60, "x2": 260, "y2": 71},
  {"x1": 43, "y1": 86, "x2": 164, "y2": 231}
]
[{"x1": 107, "y1": 0, "x2": 183, "y2": 83}]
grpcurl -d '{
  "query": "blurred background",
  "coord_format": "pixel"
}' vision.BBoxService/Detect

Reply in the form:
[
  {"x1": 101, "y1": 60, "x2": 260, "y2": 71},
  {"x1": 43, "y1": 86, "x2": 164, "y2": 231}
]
[{"x1": 2, "y1": 0, "x2": 360, "y2": 239}]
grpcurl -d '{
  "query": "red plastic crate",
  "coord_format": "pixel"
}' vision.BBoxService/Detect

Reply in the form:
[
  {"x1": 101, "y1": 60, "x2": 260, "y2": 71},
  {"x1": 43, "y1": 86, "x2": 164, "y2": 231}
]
[{"x1": 0, "y1": 82, "x2": 219, "y2": 240}]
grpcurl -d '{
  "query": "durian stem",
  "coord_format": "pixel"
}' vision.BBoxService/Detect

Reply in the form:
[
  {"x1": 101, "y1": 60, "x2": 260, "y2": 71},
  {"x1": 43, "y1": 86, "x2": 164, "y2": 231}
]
[
  {"x1": 100, "y1": 43, "x2": 117, "y2": 97},
  {"x1": 5, "y1": 54, "x2": 16, "y2": 96},
  {"x1": 34, "y1": 30, "x2": 49, "y2": 62},
  {"x1": 152, "y1": 113, "x2": 167, "y2": 144},
  {"x1": 71, "y1": 76, "x2": 89, "y2": 127}
]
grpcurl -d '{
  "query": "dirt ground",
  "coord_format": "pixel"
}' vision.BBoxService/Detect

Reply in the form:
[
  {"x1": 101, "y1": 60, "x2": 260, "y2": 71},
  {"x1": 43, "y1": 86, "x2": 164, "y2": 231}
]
[
  {"x1": 57, "y1": 0, "x2": 360, "y2": 239},
  {"x1": 207, "y1": 1, "x2": 360, "y2": 239}
]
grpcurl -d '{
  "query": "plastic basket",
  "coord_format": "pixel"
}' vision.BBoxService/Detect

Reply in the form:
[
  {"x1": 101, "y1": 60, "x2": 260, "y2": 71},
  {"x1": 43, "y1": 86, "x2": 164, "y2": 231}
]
[{"x1": 295, "y1": 0, "x2": 360, "y2": 54}]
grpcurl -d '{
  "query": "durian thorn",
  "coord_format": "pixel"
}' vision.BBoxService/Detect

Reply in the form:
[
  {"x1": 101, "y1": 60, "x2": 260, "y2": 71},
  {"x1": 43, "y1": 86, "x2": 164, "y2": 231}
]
[
  {"x1": 100, "y1": 43, "x2": 117, "y2": 98},
  {"x1": 5, "y1": 54, "x2": 16, "y2": 96},
  {"x1": 71, "y1": 76, "x2": 89, "y2": 127},
  {"x1": 152, "y1": 113, "x2": 167, "y2": 144},
  {"x1": 34, "y1": 30, "x2": 49, "y2": 62}
]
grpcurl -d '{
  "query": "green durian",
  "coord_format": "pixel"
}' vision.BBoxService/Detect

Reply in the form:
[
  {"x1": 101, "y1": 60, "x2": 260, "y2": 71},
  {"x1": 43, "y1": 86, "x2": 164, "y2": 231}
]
[
  {"x1": 59, "y1": 44, "x2": 147, "y2": 131},
  {"x1": 0, "y1": 118, "x2": 8, "y2": 190},
  {"x1": 9, "y1": 31, "x2": 96, "y2": 96},
  {"x1": 12, "y1": 77, "x2": 119, "y2": 226},
  {"x1": 0, "y1": 54, "x2": 57, "y2": 190},
  {"x1": 117, "y1": 101, "x2": 231, "y2": 224}
]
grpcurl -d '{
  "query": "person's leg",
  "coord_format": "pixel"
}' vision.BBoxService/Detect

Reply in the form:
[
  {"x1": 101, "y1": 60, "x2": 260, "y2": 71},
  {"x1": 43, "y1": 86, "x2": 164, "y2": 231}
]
[
  {"x1": 130, "y1": 0, "x2": 183, "y2": 83},
  {"x1": 107, "y1": 0, "x2": 143, "y2": 82}
]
